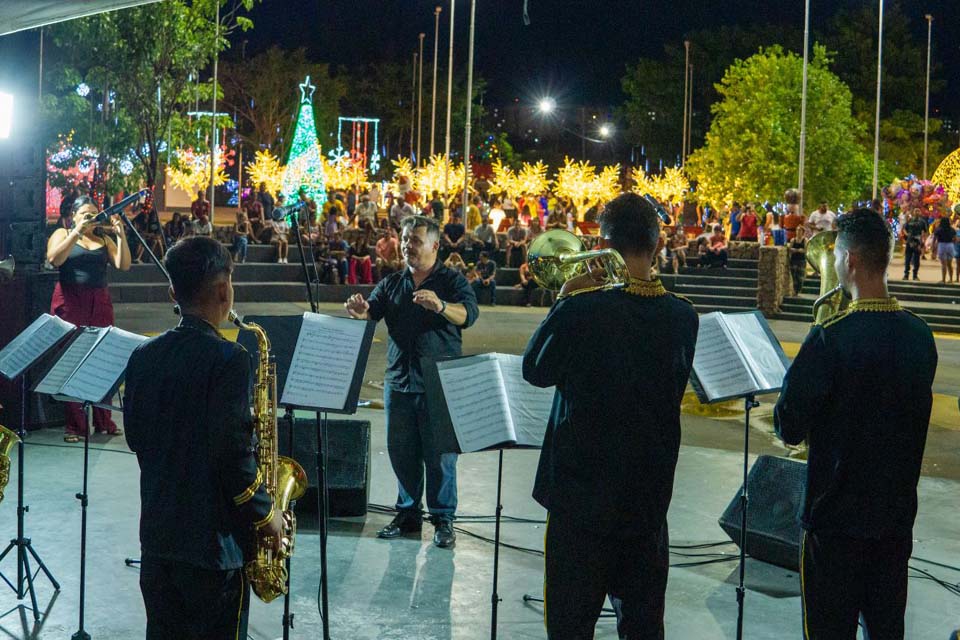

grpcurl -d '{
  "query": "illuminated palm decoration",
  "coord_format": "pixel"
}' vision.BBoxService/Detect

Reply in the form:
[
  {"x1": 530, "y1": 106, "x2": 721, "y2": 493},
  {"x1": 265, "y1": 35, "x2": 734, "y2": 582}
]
[{"x1": 932, "y1": 148, "x2": 960, "y2": 204}]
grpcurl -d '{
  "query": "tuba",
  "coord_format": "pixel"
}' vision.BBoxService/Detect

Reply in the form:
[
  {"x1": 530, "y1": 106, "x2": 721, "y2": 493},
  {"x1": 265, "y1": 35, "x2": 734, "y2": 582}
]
[
  {"x1": 806, "y1": 230, "x2": 844, "y2": 324},
  {"x1": 0, "y1": 425, "x2": 19, "y2": 503},
  {"x1": 527, "y1": 229, "x2": 630, "y2": 291},
  {"x1": 0, "y1": 256, "x2": 14, "y2": 282},
  {"x1": 229, "y1": 310, "x2": 307, "y2": 603}
]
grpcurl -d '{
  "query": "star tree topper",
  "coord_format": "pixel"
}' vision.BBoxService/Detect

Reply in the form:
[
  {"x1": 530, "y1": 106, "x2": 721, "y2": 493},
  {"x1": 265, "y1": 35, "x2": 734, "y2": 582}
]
[{"x1": 299, "y1": 76, "x2": 316, "y2": 104}]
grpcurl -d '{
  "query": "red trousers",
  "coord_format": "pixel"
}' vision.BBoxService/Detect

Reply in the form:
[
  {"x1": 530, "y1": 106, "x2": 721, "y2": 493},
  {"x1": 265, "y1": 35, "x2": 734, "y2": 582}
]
[
  {"x1": 50, "y1": 283, "x2": 119, "y2": 436},
  {"x1": 348, "y1": 256, "x2": 373, "y2": 284}
]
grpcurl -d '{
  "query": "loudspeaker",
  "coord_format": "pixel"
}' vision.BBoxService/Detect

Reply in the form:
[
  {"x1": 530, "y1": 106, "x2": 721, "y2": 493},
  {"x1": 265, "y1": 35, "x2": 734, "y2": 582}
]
[
  {"x1": 279, "y1": 417, "x2": 371, "y2": 519},
  {"x1": 8, "y1": 221, "x2": 45, "y2": 264},
  {"x1": 718, "y1": 455, "x2": 805, "y2": 571}
]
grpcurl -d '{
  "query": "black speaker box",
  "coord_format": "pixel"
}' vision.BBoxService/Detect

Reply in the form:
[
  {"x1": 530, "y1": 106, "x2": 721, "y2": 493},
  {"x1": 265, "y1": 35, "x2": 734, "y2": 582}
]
[
  {"x1": 279, "y1": 417, "x2": 371, "y2": 519},
  {"x1": 718, "y1": 455, "x2": 805, "y2": 571},
  {"x1": 8, "y1": 221, "x2": 45, "y2": 264}
]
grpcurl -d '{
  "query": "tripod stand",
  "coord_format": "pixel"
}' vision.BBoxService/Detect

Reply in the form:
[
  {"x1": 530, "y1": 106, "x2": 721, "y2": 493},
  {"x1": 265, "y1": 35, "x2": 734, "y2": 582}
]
[{"x1": 0, "y1": 375, "x2": 60, "y2": 621}]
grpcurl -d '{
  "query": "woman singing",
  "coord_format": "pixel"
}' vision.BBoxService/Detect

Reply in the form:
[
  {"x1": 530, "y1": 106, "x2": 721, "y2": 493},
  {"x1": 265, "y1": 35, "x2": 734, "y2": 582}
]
[{"x1": 46, "y1": 195, "x2": 132, "y2": 442}]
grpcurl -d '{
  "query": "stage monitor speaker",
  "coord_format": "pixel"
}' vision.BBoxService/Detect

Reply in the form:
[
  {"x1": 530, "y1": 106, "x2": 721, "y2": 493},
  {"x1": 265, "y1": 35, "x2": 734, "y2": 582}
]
[
  {"x1": 718, "y1": 455, "x2": 805, "y2": 571},
  {"x1": 279, "y1": 417, "x2": 371, "y2": 519},
  {"x1": 8, "y1": 221, "x2": 45, "y2": 264}
]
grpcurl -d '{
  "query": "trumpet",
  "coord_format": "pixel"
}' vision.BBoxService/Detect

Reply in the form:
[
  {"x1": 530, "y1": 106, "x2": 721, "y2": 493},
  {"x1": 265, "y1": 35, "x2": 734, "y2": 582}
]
[{"x1": 527, "y1": 229, "x2": 630, "y2": 291}]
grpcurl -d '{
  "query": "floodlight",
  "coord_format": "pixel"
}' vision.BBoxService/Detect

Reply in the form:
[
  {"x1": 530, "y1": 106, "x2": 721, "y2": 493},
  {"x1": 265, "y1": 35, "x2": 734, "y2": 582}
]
[{"x1": 538, "y1": 98, "x2": 556, "y2": 114}]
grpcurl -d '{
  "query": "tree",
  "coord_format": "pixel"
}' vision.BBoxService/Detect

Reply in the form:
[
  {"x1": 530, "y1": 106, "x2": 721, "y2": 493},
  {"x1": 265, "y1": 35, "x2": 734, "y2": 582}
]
[
  {"x1": 43, "y1": 0, "x2": 259, "y2": 193},
  {"x1": 280, "y1": 79, "x2": 326, "y2": 205},
  {"x1": 686, "y1": 46, "x2": 872, "y2": 207},
  {"x1": 220, "y1": 46, "x2": 345, "y2": 158}
]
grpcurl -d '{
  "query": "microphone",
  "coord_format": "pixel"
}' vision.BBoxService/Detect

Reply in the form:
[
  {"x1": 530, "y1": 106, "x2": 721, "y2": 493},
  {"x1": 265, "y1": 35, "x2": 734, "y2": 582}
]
[{"x1": 92, "y1": 189, "x2": 151, "y2": 224}]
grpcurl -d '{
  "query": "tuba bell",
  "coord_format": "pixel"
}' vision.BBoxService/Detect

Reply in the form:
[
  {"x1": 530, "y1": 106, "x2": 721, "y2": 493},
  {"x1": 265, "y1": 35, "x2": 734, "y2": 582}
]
[
  {"x1": 0, "y1": 256, "x2": 14, "y2": 282},
  {"x1": 0, "y1": 425, "x2": 19, "y2": 503},
  {"x1": 527, "y1": 229, "x2": 630, "y2": 292},
  {"x1": 806, "y1": 230, "x2": 845, "y2": 324}
]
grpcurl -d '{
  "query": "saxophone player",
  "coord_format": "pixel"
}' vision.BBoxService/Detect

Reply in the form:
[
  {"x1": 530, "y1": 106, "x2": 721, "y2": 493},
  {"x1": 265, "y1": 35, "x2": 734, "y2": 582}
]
[{"x1": 124, "y1": 236, "x2": 283, "y2": 640}]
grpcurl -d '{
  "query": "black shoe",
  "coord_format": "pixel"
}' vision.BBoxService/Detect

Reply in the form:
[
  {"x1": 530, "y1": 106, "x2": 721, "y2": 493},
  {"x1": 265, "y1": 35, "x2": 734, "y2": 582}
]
[
  {"x1": 432, "y1": 519, "x2": 456, "y2": 548},
  {"x1": 913, "y1": 275, "x2": 920, "y2": 281},
  {"x1": 902, "y1": 275, "x2": 909, "y2": 280},
  {"x1": 377, "y1": 512, "x2": 422, "y2": 539}
]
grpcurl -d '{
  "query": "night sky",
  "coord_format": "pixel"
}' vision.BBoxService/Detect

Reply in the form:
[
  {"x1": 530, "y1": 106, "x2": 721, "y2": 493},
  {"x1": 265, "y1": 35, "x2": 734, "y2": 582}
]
[{"x1": 240, "y1": 0, "x2": 960, "y2": 117}]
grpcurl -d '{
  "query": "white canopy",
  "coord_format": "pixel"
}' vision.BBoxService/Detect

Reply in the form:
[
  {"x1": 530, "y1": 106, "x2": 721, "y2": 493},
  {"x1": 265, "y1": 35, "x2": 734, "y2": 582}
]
[{"x1": 0, "y1": 1, "x2": 162, "y2": 36}]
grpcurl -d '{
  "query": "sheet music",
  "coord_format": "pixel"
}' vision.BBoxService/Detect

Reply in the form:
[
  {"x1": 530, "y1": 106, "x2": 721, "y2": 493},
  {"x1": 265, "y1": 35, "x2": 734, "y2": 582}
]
[
  {"x1": 723, "y1": 312, "x2": 786, "y2": 392},
  {"x1": 34, "y1": 328, "x2": 105, "y2": 396},
  {"x1": 495, "y1": 353, "x2": 553, "y2": 447},
  {"x1": 691, "y1": 313, "x2": 758, "y2": 401},
  {"x1": 60, "y1": 327, "x2": 147, "y2": 403},
  {"x1": 436, "y1": 354, "x2": 514, "y2": 453},
  {"x1": 0, "y1": 314, "x2": 75, "y2": 379},
  {"x1": 280, "y1": 312, "x2": 368, "y2": 411}
]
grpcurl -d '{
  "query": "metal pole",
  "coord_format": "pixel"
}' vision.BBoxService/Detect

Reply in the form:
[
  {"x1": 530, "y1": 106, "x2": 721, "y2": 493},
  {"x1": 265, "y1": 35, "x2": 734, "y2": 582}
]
[
  {"x1": 872, "y1": 0, "x2": 884, "y2": 200},
  {"x1": 798, "y1": 0, "x2": 811, "y2": 216},
  {"x1": 923, "y1": 14, "x2": 933, "y2": 180},
  {"x1": 462, "y1": 0, "x2": 477, "y2": 218},
  {"x1": 418, "y1": 33, "x2": 425, "y2": 167},
  {"x1": 431, "y1": 6, "x2": 442, "y2": 158},
  {"x1": 209, "y1": 1, "x2": 220, "y2": 225},
  {"x1": 443, "y1": 0, "x2": 455, "y2": 201},
  {"x1": 682, "y1": 40, "x2": 690, "y2": 166},
  {"x1": 687, "y1": 63, "x2": 694, "y2": 158},
  {"x1": 411, "y1": 51, "x2": 417, "y2": 162},
  {"x1": 38, "y1": 28, "x2": 43, "y2": 100}
]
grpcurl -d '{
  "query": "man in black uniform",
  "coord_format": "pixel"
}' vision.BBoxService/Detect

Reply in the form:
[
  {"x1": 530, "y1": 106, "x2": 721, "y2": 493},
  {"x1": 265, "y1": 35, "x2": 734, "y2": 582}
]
[
  {"x1": 124, "y1": 237, "x2": 283, "y2": 639},
  {"x1": 345, "y1": 215, "x2": 478, "y2": 548},
  {"x1": 775, "y1": 209, "x2": 938, "y2": 640},
  {"x1": 523, "y1": 193, "x2": 699, "y2": 639}
]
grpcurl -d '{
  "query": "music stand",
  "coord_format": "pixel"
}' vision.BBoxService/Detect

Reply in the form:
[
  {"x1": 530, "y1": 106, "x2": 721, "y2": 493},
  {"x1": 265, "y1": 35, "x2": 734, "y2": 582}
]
[
  {"x1": 0, "y1": 314, "x2": 75, "y2": 621},
  {"x1": 31, "y1": 325, "x2": 146, "y2": 640},
  {"x1": 237, "y1": 312, "x2": 375, "y2": 640}
]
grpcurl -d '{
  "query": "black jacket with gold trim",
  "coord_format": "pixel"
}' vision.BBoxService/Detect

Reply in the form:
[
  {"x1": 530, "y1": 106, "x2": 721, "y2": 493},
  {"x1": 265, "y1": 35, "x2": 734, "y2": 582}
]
[
  {"x1": 523, "y1": 280, "x2": 698, "y2": 534},
  {"x1": 124, "y1": 315, "x2": 272, "y2": 570}
]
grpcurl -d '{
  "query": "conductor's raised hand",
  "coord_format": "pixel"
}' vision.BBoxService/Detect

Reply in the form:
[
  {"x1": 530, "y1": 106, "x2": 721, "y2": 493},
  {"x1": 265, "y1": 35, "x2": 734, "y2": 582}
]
[
  {"x1": 344, "y1": 293, "x2": 370, "y2": 319},
  {"x1": 412, "y1": 289, "x2": 443, "y2": 313}
]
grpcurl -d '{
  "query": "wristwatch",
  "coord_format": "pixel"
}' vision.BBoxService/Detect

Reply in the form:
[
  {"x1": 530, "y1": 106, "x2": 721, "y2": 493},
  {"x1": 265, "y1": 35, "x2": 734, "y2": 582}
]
[{"x1": 439, "y1": 300, "x2": 447, "y2": 315}]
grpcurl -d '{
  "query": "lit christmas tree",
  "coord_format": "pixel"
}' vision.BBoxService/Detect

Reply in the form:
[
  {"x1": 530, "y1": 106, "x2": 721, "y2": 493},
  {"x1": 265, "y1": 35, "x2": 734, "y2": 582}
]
[{"x1": 280, "y1": 76, "x2": 327, "y2": 205}]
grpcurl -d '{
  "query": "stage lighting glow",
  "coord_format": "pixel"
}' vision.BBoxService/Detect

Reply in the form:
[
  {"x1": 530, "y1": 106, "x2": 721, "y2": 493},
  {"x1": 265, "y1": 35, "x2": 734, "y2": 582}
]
[
  {"x1": 599, "y1": 124, "x2": 613, "y2": 138},
  {"x1": 538, "y1": 98, "x2": 556, "y2": 114},
  {"x1": 0, "y1": 92, "x2": 12, "y2": 139}
]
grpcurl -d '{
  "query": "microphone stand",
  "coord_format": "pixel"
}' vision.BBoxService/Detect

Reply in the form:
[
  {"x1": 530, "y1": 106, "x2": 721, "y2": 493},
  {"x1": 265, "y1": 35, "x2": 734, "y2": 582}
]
[{"x1": 288, "y1": 205, "x2": 323, "y2": 314}]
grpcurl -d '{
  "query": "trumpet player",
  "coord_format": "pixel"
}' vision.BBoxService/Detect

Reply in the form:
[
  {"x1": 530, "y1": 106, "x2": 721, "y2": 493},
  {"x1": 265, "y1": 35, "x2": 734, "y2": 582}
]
[
  {"x1": 775, "y1": 209, "x2": 937, "y2": 639},
  {"x1": 46, "y1": 195, "x2": 131, "y2": 442},
  {"x1": 522, "y1": 193, "x2": 699, "y2": 639},
  {"x1": 124, "y1": 237, "x2": 282, "y2": 639}
]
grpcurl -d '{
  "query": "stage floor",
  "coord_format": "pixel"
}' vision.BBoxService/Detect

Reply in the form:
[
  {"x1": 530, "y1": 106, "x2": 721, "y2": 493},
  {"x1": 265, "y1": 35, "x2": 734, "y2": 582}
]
[{"x1": 1, "y1": 303, "x2": 958, "y2": 639}]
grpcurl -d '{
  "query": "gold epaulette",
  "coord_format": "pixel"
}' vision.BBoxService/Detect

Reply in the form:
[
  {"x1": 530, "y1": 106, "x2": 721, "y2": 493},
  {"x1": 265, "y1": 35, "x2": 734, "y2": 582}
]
[
  {"x1": 818, "y1": 297, "x2": 904, "y2": 329},
  {"x1": 818, "y1": 309, "x2": 852, "y2": 329},
  {"x1": 557, "y1": 284, "x2": 608, "y2": 300},
  {"x1": 669, "y1": 292, "x2": 694, "y2": 306}
]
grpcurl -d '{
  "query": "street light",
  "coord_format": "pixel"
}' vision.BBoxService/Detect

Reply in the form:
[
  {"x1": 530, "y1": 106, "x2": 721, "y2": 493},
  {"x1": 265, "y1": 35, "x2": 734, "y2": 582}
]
[
  {"x1": 538, "y1": 97, "x2": 556, "y2": 114},
  {"x1": 599, "y1": 124, "x2": 613, "y2": 139}
]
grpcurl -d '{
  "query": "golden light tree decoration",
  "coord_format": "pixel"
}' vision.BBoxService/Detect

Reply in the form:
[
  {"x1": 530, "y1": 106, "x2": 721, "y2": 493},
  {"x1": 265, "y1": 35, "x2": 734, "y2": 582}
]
[
  {"x1": 488, "y1": 158, "x2": 517, "y2": 197},
  {"x1": 630, "y1": 167, "x2": 656, "y2": 197},
  {"x1": 553, "y1": 157, "x2": 622, "y2": 220},
  {"x1": 932, "y1": 148, "x2": 960, "y2": 204},
  {"x1": 515, "y1": 161, "x2": 551, "y2": 196},
  {"x1": 632, "y1": 166, "x2": 689, "y2": 205},
  {"x1": 323, "y1": 156, "x2": 353, "y2": 191},
  {"x1": 166, "y1": 147, "x2": 228, "y2": 195},
  {"x1": 245, "y1": 150, "x2": 284, "y2": 197},
  {"x1": 416, "y1": 154, "x2": 465, "y2": 199}
]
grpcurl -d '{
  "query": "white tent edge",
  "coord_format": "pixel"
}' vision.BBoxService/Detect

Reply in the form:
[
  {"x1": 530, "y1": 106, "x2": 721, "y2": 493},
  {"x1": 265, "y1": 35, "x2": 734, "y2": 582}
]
[{"x1": 0, "y1": 1, "x2": 163, "y2": 37}]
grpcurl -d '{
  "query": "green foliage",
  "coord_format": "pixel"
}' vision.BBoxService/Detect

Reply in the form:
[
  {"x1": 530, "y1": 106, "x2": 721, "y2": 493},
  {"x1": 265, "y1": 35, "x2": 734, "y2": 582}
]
[
  {"x1": 619, "y1": 58, "x2": 683, "y2": 163},
  {"x1": 686, "y1": 45, "x2": 872, "y2": 206},
  {"x1": 878, "y1": 109, "x2": 944, "y2": 178}
]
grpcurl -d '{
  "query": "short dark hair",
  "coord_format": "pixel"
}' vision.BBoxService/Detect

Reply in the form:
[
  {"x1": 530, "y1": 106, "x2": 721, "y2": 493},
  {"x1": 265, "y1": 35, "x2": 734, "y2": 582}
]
[
  {"x1": 836, "y1": 208, "x2": 893, "y2": 274},
  {"x1": 164, "y1": 236, "x2": 233, "y2": 307},
  {"x1": 400, "y1": 214, "x2": 440, "y2": 242},
  {"x1": 598, "y1": 193, "x2": 661, "y2": 256},
  {"x1": 71, "y1": 195, "x2": 96, "y2": 215}
]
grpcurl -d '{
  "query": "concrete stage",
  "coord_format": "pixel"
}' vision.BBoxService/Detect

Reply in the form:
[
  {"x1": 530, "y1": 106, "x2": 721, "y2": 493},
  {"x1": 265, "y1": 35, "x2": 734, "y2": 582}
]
[{"x1": 1, "y1": 303, "x2": 958, "y2": 639}]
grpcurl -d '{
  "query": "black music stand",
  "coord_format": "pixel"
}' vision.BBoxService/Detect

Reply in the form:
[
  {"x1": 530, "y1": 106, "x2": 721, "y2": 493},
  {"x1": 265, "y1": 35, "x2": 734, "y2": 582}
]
[
  {"x1": 237, "y1": 313, "x2": 375, "y2": 640},
  {"x1": 0, "y1": 324, "x2": 83, "y2": 621}
]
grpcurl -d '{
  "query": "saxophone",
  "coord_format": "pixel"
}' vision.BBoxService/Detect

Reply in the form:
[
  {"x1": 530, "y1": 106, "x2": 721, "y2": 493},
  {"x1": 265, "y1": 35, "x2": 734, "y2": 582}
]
[
  {"x1": 229, "y1": 311, "x2": 307, "y2": 603},
  {"x1": 0, "y1": 425, "x2": 19, "y2": 503}
]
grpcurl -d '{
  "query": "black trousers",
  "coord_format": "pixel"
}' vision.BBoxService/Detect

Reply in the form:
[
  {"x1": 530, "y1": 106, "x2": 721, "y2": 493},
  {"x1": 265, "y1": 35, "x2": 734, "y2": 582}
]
[
  {"x1": 140, "y1": 557, "x2": 250, "y2": 640},
  {"x1": 800, "y1": 530, "x2": 912, "y2": 640},
  {"x1": 544, "y1": 512, "x2": 669, "y2": 640},
  {"x1": 903, "y1": 245, "x2": 921, "y2": 277}
]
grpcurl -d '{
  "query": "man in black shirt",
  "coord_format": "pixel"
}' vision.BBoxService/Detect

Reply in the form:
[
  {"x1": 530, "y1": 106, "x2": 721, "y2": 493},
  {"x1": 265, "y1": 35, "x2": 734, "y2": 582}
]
[
  {"x1": 441, "y1": 211, "x2": 466, "y2": 259},
  {"x1": 256, "y1": 182, "x2": 274, "y2": 222},
  {"x1": 523, "y1": 193, "x2": 699, "y2": 639},
  {"x1": 901, "y1": 209, "x2": 927, "y2": 280},
  {"x1": 473, "y1": 251, "x2": 497, "y2": 306},
  {"x1": 775, "y1": 209, "x2": 938, "y2": 639},
  {"x1": 124, "y1": 237, "x2": 282, "y2": 639},
  {"x1": 345, "y1": 215, "x2": 479, "y2": 547},
  {"x1": 430, "y1": 190, "x2": 445, "y2": 222}
]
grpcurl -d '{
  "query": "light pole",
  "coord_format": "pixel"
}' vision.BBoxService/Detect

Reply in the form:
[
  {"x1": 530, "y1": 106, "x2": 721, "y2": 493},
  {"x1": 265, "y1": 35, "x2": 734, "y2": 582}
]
[
  {"x1": 686, "y1": 62, "x2": 694, "y2": 159},
  {"x1": 798, "y1": 0, "x2": 811, "y2": 216},
  {"x1": 872, "y1": 0, "x2": 885, "y2": 199},
  {"x1": 410, "y1": 51, "x2": 417, "y2": 161},
  {"x1": 417, "y1": 33, "x2": 425, "y2": 166},
  {"x1": 209, "y1": 0, "x2": 220, "y2": 224},
  {"x1": 923, "y1": 14, "x2": 933, "y2": 179},
  {"x1": 462, "y1": 0, "x2": 477, "y2": 219},
  {"x1": 431, "y1": 6, "x2": 441, "y2": 159},
  {"x1": 443, "y1": 0, "x2": 455, "y2": 202},
  {"x1": 682, "y1": 40, "x2": 690, "y2": 166}
]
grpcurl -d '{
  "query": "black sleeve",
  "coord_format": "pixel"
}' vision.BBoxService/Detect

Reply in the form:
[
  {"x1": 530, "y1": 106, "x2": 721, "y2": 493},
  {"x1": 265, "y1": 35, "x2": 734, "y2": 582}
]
[
  {"x1": 366, "y1": 277, "x2": 390, "y2": 322},
  {"x1": 212, "y1": 348, "x2": 274, "y2": 527},
  {"x1": 774, "y1": 325, "x2": 832, "y2": 446},
  {"x1": 523, "y1": 299, "x2": 576, "y2": 388},
  {"x1": 446, "y1": 271, "x2": 479, "y2": 328},
  {"x1": 122, "y1": 346, "x2": 145, "y2": 454}
]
